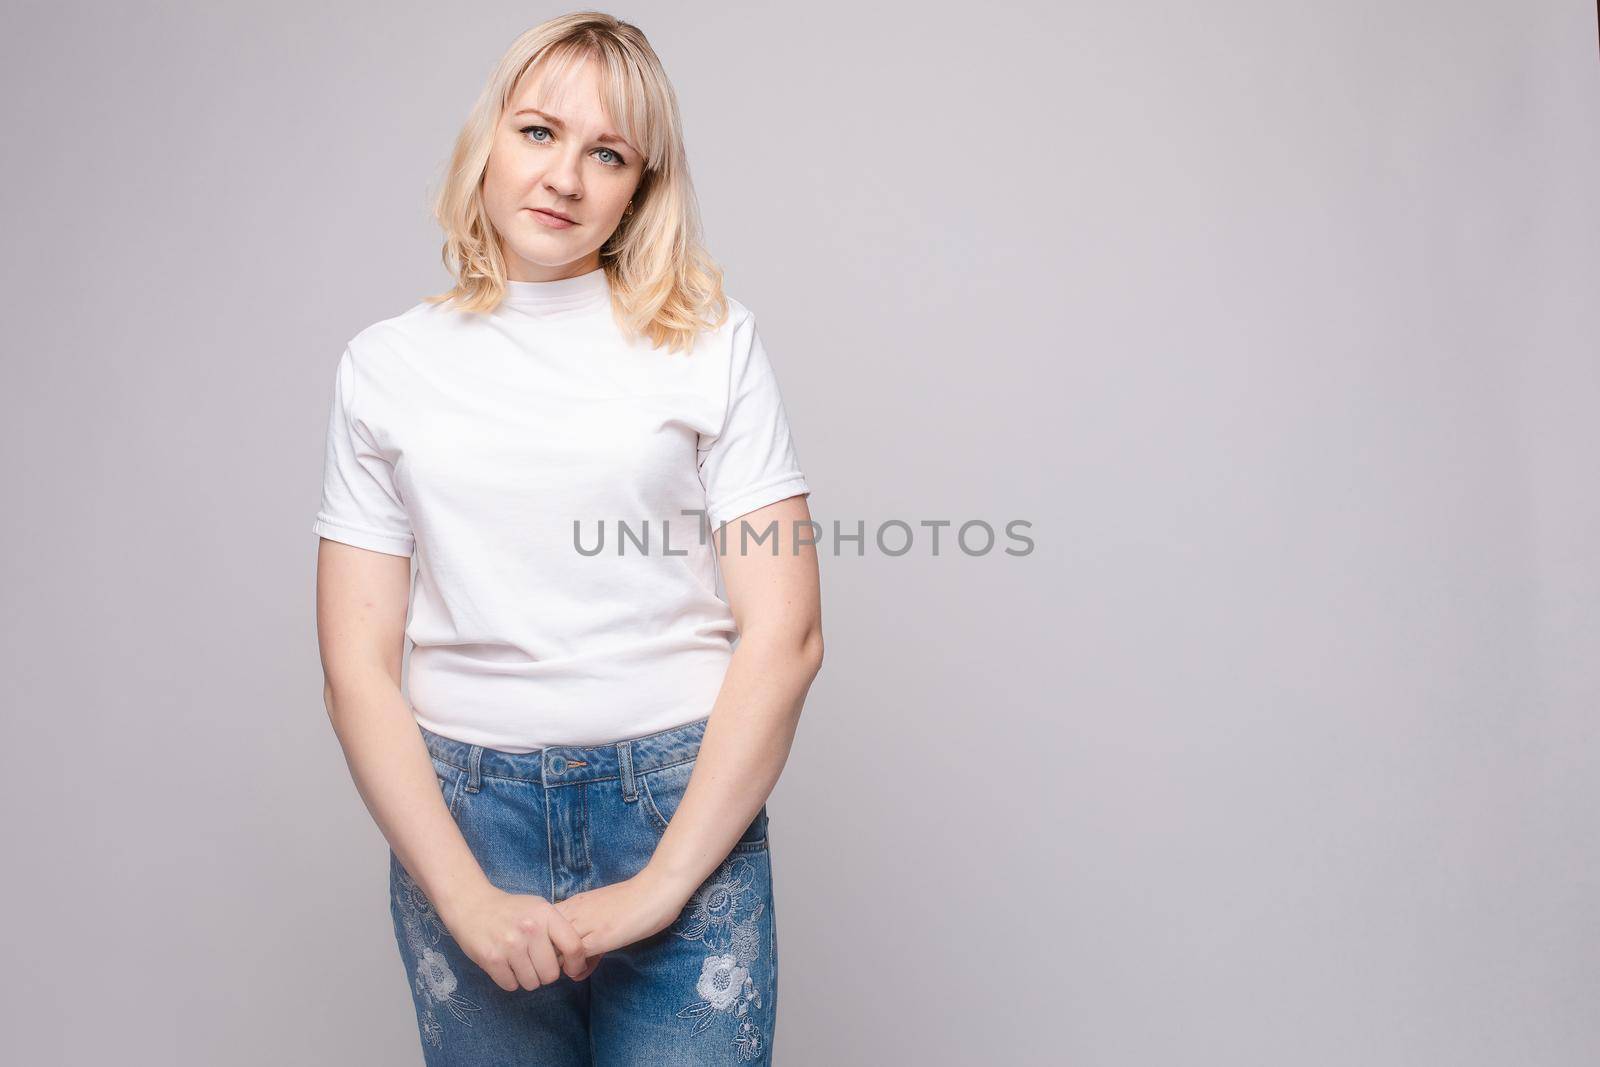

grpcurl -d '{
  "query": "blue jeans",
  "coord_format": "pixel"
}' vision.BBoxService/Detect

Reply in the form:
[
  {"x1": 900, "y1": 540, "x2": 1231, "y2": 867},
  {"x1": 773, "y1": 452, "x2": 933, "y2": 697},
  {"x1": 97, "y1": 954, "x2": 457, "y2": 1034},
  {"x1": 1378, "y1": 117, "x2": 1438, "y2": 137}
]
[{"x1": 389, "y1": 715, "x2": 778, "y2": 1065}]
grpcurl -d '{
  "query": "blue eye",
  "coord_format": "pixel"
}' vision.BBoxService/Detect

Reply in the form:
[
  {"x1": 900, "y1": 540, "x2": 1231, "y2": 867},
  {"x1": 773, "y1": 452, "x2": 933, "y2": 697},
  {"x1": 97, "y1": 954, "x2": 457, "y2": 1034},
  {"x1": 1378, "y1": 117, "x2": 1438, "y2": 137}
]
[{"x1": 519, "y1": 125, "x2": 627, "y2": 168}]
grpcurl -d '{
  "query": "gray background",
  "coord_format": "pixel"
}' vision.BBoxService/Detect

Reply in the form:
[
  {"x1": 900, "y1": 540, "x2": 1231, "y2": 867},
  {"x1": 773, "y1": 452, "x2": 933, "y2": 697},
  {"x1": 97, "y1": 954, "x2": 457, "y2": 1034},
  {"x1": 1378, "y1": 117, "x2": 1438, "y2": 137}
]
[{"x1": 3, "y1": 1, "x2": 1596, "y2": 1063}]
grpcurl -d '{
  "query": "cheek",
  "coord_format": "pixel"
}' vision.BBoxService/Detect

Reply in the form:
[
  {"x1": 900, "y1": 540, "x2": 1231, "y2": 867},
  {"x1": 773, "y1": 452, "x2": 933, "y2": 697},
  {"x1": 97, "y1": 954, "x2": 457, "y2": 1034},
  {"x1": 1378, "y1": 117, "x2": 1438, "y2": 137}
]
[
  {"x1": 479, "y1": 161, "x2": 506, "y2": 208},
  {"x1": 482, "y1": 146, "x2": 535, "y2": 201},
  {"x1": 603, "y1": 182, "x2": 640, "y2": 218}
]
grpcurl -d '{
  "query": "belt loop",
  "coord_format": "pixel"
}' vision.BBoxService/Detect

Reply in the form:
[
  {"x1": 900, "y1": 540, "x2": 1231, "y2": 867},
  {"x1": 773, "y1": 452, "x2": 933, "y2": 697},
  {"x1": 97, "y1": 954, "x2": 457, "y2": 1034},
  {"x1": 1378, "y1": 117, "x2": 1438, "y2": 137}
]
[
  {"x1": 618, "y1": 740, "x2": 637, "y2": 802},
  {"x1": 465, "y1": 745, "x2": 483, "y2": 793}
]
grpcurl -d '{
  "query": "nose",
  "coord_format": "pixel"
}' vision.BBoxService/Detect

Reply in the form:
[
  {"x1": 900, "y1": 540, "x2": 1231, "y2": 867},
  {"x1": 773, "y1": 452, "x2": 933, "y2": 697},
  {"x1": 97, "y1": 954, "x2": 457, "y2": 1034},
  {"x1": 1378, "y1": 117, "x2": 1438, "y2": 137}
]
[{"x1": 542, "y1": 146, "x2": 584, "y2": 200}]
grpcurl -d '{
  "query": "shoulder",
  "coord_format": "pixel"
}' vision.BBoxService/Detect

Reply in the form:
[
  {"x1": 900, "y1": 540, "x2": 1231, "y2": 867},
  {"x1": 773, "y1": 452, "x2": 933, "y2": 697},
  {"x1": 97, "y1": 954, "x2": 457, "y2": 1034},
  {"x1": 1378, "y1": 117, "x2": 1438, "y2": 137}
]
[
  {"x1": 333, "y1": 301, "x2": 461, "y2": 411},
  {"x1": 346, "y1": 300, "x2": 454, "y2": 360},
  {"x1": 340, "y1": 300, "x2": 481, "y2": 387},
  {"x1": 699, "y1": 295, "x2": 758, "y2": 361},
  {"x1": 655, "y1": 294, "x2": 756, "y2": 369},
  {"x1": 719, "y1": 295, "x2": 756, "y2": 335},
  {"x1": 714, "y1": 296, "x2": 786, "y2": 373}
]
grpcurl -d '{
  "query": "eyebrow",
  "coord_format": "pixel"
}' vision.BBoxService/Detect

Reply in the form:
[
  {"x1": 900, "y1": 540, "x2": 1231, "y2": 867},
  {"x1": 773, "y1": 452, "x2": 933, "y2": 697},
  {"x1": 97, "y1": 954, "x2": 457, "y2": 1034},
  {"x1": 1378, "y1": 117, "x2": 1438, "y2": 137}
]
[{"x1": 512, "y1": 107, "x2": 631, "y2": 149}]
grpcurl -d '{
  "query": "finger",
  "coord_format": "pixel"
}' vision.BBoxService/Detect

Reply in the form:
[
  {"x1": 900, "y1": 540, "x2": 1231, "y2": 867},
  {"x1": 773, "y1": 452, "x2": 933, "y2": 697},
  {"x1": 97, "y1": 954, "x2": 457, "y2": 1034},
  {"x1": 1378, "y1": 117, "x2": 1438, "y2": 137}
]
[
  {"x1": 479, "y1": 951, "x2": 520, "y2": 993},
  {"x1": 504, "y1": 930, "x2": 544, "y2": 991},
  {"x1": 565, "y1": 950, "x2": 592, "y2": 980},
  {"x1": 546, "y1": 903, "x2": 580, "y2": 941},
  {"x1": 545, "y1": 909, "x2": 588, "y2": 978},
  {"x1": 528, "y1": 924, "x2": 564, "y2": 987}
]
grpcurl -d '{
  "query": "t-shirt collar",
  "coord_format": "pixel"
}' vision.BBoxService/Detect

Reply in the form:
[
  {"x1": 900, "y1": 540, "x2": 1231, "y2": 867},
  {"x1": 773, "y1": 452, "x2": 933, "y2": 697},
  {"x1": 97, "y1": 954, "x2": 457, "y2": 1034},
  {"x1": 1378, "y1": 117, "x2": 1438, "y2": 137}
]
[{"x1": 500, "y1": 267, "x2": 611, "y2": 313}]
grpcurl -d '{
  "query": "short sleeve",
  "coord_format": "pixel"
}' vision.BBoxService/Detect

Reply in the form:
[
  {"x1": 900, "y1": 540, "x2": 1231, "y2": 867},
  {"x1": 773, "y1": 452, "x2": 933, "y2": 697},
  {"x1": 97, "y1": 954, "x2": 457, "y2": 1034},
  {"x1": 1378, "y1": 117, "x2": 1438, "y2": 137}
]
[
  {"x1": 697, "y1": 310, "x2": 811, "y2": 529},
  {"x1": 311, "y1": 347, "x2": 416, "y2": 557}
]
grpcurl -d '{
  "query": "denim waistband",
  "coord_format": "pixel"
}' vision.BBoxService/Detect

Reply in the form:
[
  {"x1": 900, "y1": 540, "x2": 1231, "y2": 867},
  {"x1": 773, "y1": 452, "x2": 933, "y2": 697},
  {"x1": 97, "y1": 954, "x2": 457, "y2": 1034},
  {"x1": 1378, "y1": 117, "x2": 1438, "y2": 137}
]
[{"x1": 418, "y1": 715, "x2": 709, "y2": 787}]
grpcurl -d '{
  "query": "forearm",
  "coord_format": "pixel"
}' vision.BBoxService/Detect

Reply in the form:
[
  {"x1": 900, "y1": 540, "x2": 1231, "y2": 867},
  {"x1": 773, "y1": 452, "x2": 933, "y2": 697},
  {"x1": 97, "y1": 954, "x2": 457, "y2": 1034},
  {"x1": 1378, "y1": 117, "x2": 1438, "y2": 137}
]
[
  {"x1": 323, "y1": 670, "x2": 492, "y2": 921},
  {"x1": 643, "y1": 626, "x2": 822, "y2": 899}
]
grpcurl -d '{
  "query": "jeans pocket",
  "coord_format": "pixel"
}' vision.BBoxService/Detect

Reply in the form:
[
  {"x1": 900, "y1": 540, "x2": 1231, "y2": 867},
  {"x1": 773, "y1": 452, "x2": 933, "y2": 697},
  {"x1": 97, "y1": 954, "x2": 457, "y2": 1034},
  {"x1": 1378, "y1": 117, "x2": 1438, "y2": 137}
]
[
  {"x1": 639, "y1": 757, "x2": 769, "y2": 852},
  {"x1": 431, "y1": 756, "x2": 463, "y2": 819}
]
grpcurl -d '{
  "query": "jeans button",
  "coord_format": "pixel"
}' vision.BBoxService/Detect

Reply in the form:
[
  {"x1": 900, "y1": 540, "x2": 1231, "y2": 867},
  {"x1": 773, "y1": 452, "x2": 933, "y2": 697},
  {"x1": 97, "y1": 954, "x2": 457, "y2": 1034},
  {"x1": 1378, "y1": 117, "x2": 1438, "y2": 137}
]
[{"x1": 549, "y1": 755, "x2": 567, "y2": 773}]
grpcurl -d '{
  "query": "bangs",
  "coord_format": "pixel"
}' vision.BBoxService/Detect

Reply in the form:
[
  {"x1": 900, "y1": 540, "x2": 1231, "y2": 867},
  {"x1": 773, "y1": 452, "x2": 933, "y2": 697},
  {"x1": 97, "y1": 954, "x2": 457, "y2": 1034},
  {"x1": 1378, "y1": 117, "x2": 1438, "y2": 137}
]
[{"x1": 510, "y1": 37, "x2": 671, "y2": 174}]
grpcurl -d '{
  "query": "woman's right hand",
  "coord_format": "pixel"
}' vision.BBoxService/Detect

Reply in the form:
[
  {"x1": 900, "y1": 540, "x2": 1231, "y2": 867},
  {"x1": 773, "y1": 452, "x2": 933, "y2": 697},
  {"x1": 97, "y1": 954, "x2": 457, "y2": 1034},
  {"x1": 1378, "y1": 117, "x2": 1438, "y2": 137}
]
[{"x1": 441, "y1": 882, "x2": 602, "y2": 990}]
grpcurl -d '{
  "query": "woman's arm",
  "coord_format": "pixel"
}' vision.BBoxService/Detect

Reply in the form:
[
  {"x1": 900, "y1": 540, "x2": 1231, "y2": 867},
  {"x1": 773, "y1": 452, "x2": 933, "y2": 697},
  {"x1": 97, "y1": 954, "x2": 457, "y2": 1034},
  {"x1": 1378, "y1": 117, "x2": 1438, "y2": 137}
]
[
  {"x1": 647, "y1": 494, "x2": 823, "y2": 889},
  {"x1": 314, "y1": 538, "x2": 595, "y2": 988},
  {"x1": 553, "y1": 493, "x2": 823, "y2": 955}
]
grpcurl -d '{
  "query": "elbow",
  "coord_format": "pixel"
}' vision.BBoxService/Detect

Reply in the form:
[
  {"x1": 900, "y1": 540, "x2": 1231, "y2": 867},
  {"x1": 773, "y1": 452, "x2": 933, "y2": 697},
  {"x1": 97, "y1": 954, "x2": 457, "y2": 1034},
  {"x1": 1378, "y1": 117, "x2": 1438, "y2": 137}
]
[
  {"x1": 738, "y1": 619, "x2": 824, "y2": 675},
  {"x1": 801, "y1": 625, "x2": 824, "y2": 676}
]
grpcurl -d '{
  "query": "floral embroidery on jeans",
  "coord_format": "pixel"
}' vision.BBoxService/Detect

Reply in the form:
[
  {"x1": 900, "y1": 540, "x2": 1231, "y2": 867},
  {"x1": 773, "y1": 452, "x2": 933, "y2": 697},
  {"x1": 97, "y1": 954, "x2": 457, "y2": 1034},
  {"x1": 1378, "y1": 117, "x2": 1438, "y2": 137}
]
[
  {"x1": 395, "y1": 863, "x2": 482, "y2": 1046},
  {"x1": 672, "y1": 854, "x2": 767, "y2": 1061}
]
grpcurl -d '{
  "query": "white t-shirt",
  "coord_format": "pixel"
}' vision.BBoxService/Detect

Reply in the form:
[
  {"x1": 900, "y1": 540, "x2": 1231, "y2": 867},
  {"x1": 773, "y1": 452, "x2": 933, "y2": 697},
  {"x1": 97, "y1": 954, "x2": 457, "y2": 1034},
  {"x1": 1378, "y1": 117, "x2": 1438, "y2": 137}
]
[{"x1": 312, "y1": 267, "x2": 810, "y2": 751}]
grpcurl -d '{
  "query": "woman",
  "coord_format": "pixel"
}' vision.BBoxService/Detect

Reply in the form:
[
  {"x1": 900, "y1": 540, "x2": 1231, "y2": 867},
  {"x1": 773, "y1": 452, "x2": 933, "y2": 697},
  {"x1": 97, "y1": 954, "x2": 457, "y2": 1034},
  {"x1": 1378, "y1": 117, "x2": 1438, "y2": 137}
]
[{"x1": 311, "y1": 12, "x2": 822, "y2": 1065}]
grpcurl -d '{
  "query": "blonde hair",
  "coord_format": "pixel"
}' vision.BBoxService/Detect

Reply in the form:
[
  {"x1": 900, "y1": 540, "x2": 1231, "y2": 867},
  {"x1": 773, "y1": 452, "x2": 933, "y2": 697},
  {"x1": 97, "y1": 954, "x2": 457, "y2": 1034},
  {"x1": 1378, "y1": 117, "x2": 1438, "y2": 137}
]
[{"x1": 422, "y1": 11, "x2": 728, "y2": 353}]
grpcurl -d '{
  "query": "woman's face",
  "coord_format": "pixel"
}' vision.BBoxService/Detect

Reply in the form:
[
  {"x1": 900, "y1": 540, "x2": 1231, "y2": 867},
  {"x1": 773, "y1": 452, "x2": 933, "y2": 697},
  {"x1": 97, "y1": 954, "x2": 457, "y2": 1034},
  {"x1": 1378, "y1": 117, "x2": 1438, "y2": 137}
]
[{"x1": 482, "y1": 58, "x2": 643, "y2": 282}]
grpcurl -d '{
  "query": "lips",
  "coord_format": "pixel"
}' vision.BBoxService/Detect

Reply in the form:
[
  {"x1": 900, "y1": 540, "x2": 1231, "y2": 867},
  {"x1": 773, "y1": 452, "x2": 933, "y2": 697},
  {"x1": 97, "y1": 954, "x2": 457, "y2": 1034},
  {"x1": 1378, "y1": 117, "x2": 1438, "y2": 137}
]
[{"x1": 530, "y1": 208, "x2": 574, "y2": 223}]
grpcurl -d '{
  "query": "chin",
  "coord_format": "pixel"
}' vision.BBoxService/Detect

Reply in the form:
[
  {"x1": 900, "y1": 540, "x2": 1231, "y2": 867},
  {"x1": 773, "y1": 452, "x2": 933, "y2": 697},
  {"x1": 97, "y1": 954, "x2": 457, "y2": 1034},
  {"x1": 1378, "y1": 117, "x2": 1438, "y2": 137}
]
[
  {"x1": 513, "y1": 247, "x2": 596, "y2": 272},
  {"x1": 511, "y1": 242, "x2": 576, "y2": 265}
]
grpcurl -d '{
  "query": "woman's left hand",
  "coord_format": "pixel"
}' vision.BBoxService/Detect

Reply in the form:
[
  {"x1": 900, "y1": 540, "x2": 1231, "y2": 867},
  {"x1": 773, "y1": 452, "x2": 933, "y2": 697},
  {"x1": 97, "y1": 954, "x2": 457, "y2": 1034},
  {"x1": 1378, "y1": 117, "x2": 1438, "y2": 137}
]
[{"x1": 553, "y1": 868, "x2": 686, "y2": 960}]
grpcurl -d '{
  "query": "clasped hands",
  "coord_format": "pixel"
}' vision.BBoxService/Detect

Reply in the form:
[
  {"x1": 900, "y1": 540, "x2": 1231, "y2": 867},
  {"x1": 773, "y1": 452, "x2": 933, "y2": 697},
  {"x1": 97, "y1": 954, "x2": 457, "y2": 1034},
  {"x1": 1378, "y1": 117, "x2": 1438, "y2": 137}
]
[{"x1": 440, "y1": 866, "x2": 685, "y2": 992}]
